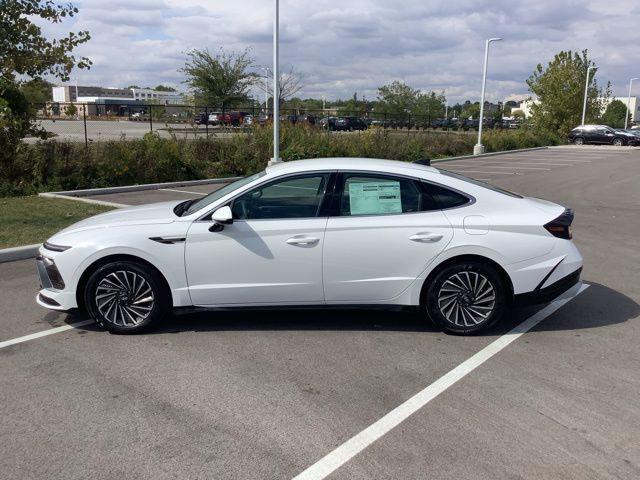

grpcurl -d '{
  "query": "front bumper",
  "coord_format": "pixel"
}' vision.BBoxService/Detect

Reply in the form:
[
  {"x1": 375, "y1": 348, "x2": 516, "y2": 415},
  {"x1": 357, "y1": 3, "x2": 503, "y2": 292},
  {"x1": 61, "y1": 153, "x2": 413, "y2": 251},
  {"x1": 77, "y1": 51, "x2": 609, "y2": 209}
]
[
  {"x1": 514, "y1": 267, "x2": 582, "y2": 305},
  {"x1": 35, "y1": 254, "x2": 76, "y2": 311}
]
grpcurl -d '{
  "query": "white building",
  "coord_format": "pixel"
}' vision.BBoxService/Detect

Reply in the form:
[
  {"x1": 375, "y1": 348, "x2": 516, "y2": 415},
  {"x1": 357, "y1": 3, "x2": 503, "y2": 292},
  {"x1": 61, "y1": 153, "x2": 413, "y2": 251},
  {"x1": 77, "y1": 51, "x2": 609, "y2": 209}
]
[
  {"x1": 511, "y1": 97, "x2": 640, "y2": 123},
  {"x1": 52, "y1": 85, "x2": 183, "y2": 105},
  {"x1": 130, "y1": 88, "x2": 183, "y2": 104}
]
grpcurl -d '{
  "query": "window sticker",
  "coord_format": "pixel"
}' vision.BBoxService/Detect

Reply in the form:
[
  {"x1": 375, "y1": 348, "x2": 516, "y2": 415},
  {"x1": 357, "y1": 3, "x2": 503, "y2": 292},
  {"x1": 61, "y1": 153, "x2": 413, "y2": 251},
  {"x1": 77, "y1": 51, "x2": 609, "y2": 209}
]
[{"x1": 348, "y1": 181, "x2": 402, "y2": 215}]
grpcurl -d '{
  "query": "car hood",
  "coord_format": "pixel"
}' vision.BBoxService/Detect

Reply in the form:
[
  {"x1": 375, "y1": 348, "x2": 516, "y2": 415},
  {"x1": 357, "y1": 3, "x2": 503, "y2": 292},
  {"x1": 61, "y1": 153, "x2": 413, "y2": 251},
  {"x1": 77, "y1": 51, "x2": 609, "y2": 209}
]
[{"x1": 55, "y1": 200, "x2": 182, "y2": 235}]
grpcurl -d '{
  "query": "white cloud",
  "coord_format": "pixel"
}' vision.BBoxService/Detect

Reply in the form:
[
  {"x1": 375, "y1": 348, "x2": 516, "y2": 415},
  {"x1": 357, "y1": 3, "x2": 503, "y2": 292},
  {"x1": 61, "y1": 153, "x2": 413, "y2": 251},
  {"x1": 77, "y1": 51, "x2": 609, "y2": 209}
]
[{"x1": 37, "y1": 0, "x2": 640, "y2": 102}]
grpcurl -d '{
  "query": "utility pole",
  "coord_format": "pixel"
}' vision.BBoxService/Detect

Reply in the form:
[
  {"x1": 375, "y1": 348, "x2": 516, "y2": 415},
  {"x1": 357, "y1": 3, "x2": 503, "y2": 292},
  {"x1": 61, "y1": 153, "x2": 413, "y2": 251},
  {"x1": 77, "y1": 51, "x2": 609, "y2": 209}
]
[{"x1": 270, "y1": 0, "x2": 282, "y2": 164}]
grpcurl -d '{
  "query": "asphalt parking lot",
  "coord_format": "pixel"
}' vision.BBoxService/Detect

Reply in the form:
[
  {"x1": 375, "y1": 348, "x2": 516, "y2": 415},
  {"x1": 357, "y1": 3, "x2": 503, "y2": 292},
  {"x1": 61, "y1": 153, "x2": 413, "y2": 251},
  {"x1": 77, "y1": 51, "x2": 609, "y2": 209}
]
[{"x1": 1, "y1": 146, "x2": 639, "y2": 479}]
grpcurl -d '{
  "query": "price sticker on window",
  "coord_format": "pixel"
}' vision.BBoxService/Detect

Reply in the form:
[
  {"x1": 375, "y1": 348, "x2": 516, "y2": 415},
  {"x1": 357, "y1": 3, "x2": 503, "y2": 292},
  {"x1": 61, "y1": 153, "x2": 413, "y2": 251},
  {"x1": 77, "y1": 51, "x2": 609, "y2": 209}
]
[{"x1": 348, "y1": 181, "x2": 402, "y2": 215}]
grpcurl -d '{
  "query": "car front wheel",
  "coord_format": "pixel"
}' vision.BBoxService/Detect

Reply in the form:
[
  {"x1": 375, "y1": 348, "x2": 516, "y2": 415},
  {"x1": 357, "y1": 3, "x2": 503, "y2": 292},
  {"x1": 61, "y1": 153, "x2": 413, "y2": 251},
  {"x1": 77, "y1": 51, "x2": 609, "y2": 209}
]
[
  {"x1": 425, "y1": 261, "x2": 506, "y2": 334},
  {"x1": 612, "y1": 137, "x2": 624, "y2": 146},
  {"x1": 84, "y1": 261, "x2": 169, "y2": 334}
]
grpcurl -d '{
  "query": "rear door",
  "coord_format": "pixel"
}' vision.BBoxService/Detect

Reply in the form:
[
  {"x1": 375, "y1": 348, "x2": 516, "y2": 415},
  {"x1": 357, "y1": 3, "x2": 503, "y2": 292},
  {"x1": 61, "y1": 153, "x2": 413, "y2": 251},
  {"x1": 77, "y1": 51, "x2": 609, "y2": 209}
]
[{"x1": 322, "y1": 172, "x2": 454, "y2": 302}]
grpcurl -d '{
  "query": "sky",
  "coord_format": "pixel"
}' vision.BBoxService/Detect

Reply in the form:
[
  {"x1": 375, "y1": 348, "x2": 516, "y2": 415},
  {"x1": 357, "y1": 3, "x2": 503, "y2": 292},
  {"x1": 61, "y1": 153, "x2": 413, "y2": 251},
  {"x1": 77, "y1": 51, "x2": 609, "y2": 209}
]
[{"x1": 38, "y1": 0, "x2": 640, "y2": 104}]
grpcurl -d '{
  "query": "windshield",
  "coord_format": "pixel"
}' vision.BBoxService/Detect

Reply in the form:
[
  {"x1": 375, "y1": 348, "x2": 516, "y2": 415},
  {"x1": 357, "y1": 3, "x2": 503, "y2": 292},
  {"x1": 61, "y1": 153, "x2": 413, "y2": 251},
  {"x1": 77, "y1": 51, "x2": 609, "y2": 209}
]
[
  {"x1": 179, "y1": 171, "x2": 266, "y2": 216},
  {"x1": 436, "y1": 168, "x2": 523, "y2": 198}
]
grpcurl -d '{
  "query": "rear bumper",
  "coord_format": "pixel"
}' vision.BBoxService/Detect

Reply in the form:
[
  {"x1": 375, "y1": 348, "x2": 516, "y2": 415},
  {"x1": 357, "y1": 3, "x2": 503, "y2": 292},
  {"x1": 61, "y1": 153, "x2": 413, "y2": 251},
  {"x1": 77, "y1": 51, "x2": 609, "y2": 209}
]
[{"x1": 514, "y1": 267, "x2": 582, "y2": 305}]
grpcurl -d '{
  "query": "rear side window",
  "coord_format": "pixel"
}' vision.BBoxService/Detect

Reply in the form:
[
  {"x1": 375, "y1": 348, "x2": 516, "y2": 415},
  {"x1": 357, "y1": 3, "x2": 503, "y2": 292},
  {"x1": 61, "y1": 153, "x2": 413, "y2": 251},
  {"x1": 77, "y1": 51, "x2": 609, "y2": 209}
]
[
  {"x1": 424, "y1": 182, "x2": 470, "y2": 209},
  {"x1": 436, "y1": 169, "x2": 522, "y2": 199},
  {"x1": 339, "y1": 174, "x2": 423, "y2": 216}
]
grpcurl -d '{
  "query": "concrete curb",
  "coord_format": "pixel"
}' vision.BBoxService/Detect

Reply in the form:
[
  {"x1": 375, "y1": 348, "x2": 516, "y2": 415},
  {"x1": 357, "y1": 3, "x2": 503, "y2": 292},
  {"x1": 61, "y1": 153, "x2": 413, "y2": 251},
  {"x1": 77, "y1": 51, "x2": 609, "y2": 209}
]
[
  {"x1": 38, "y1": 192, "x2": 129, "y2": 208},
  {"x1": 42, "y1": 176, "x2": 243, "y2": 198},
  {"x1": 432, "y1": 146, "x2": 548, "y2": 163},
  {"x1": 0, "y1": 244, "x2": 40, "y2": 264}
]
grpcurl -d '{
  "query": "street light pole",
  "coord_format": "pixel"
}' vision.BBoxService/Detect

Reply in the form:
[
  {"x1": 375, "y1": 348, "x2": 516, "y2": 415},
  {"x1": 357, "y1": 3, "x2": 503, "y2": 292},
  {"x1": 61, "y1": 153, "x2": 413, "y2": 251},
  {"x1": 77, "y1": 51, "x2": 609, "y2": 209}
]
[
  {"x1": 581, "y1": 66, "x2": 595, "y2": 126},
  {"x1": 625, "y1": 77, "x2": 638, "y2": 129},
  {"x1": 270, "y1": 0, "x2": 282, "y2": 164},
  {"x1": 475, "y1": 37, "x2": 502, "y2": 155}
]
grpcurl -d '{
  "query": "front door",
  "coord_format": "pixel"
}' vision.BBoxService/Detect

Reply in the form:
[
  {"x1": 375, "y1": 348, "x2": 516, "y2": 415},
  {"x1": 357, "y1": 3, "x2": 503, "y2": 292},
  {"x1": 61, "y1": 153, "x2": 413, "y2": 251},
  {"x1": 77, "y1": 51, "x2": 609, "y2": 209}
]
[
  {"x1": 185, "y1": 173, "x2": 332, "y2": 305},
  {"x1": 323, "y1": 172, "x2": 453, "y2": 302}
]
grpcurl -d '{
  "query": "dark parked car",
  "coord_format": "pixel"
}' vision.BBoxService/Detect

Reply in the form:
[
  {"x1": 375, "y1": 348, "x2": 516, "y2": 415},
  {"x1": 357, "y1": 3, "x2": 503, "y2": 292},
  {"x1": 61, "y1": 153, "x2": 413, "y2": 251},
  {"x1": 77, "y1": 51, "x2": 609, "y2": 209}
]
[
  {"x1": 318, "y1": 116, "x2": 338, "y2": 130},
  {"x1": 334, "y1": 116, "x2": 367, "y2": 131},
  {"x1": 569, "y1": 125, "x2": 636, "y2": 146}
]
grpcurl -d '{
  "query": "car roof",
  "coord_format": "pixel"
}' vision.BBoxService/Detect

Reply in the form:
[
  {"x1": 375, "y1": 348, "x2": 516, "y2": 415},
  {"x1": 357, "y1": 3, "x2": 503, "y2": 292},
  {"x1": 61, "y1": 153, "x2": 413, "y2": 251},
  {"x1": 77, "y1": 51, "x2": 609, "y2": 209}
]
[{"x1": 265, "y1": 157, "x2": 439, "y2": 176}]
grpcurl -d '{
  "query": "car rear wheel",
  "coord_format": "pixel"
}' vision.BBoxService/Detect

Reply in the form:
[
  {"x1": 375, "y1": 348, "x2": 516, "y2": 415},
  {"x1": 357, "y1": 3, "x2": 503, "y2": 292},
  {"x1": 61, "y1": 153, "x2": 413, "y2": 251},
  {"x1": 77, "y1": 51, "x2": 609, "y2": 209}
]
[
  {"x1": 425, "y1": 261, "x2": 506, "y2": 334},
  {"x1": 573, "y1": 137, "x2": 585, "y2": 145},
  {"x1": 84, "y1": 261, "x2": 169, "y2": 334},
  {"x1": 612, "y1": 137, "x2": 624, "y2": 146}
]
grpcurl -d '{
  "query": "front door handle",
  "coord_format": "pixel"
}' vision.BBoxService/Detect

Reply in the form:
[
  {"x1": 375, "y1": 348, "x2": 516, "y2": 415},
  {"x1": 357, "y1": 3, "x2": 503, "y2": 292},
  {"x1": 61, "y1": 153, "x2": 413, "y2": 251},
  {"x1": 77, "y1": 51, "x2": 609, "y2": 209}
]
[
  {"x1": 409, "y1": 232, "x2": 443, "y2": 243},
  {"x1": 286, "y1": 236, "x2": 320, "y2": 246}
]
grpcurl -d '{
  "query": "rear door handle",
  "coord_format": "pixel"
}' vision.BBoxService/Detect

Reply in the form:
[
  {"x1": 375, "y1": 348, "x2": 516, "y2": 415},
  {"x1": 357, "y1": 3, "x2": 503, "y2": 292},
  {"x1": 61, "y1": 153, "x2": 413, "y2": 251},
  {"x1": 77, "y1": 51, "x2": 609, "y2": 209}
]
[
  {"x1": 286, "y1": 236, "x2": 320, "y2": 246},
  {"x1": 409, "y1": 233, "x2": 443, "y2": 243}
]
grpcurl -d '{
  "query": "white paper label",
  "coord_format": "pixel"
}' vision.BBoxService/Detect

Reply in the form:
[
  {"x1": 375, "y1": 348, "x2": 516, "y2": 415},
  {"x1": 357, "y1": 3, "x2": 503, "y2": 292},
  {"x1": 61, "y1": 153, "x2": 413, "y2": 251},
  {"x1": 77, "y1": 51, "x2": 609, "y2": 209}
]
[{"x1": 348, "y1": 181, "x2": 402, "y2": 215}]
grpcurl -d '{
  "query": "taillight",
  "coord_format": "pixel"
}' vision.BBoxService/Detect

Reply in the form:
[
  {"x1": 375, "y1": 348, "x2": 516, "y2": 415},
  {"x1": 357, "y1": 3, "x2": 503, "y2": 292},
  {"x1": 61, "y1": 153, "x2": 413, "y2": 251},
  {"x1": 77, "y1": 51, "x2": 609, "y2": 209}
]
[{"x1": 544, "y1": 208, "x2": 574, "y2": 239}]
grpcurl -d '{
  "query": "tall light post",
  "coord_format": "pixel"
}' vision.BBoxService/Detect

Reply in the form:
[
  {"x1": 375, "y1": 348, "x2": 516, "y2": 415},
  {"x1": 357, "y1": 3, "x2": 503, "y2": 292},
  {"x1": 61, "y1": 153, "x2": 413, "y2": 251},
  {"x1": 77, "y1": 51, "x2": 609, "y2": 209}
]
[
  {"x1": 474, "y1": 37, "x2": 502, "y2": 155},
  {"x1": 270, "y1": 0, "x2": 282, "y2": 164},
  {"x1": 625, "y1": 77, "x2": 638, "y2": 129},
  {"x1": 581, "y1": 66, "x2": 595, "y2": 126}
]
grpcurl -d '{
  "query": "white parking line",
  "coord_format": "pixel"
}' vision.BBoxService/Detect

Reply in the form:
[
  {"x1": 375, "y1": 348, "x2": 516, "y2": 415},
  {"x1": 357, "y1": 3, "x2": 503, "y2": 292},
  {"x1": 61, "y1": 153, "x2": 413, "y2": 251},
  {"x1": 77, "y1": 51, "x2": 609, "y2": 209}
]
[
  {"x1": 292, "y1": 283, "x2": 589, "y2": 480},
  {"x1": 0, "y1": 320, "x2": 94, "y2": 350},
  {"x1": 449, "y1": 164, "x2": 550, "y2": 170},
  {"x1": 159, "y1": 188, "x2": 207, "y2": 195},
  {"x1": 445, "y1": 170, "x2": 519, "y2": 175}
]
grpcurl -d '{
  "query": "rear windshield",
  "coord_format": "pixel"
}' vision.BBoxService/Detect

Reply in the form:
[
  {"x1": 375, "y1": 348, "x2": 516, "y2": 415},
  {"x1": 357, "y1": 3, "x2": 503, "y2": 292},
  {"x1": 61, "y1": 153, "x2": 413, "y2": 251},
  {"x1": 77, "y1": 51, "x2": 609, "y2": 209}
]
[{"x1": 436, "y1": 168, "x2": 523, "y2": 198}]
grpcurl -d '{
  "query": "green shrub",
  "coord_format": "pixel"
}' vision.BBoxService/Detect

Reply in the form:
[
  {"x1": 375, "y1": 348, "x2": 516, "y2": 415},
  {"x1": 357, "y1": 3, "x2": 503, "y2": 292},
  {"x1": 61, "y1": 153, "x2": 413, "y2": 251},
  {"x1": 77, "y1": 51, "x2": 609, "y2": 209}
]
[{"x1": 0, "y1": 125, "x2": 557, "y2": 197}]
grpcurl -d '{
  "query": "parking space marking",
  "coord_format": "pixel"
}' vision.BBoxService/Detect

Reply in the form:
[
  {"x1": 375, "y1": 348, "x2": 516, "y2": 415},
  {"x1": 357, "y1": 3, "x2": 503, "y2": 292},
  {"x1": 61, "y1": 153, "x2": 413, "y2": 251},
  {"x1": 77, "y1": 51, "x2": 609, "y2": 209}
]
[
  {"x1": 158, "y1": 188, "x2": 207, "y2": 195},
  {"x1": 292, "y1": 283, "x2": 589, "y2": 480},
  {"x1": 0, "y1": 320, "x2": 93, "y2": 350},
  {"x1": 444, "y1": 169, "x2": 520, "y2": 175},
  {"x1": 448, "y1": 164, "x2": 551, "y2": 170}
]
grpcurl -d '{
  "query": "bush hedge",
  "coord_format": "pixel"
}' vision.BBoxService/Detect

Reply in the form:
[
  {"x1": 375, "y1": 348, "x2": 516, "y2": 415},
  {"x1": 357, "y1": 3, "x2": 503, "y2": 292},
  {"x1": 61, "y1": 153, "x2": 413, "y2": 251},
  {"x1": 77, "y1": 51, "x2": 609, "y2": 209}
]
[{"x1": 0, "y1": 124, "x2": 560, "y2": 197}]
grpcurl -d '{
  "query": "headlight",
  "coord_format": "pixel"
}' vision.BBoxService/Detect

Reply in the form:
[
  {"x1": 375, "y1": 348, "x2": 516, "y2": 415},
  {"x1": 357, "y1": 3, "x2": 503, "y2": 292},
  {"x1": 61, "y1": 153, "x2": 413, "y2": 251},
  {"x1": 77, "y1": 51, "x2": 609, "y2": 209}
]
[{"x1": 43, "y1": 241, "x2": 71, "y2": 252}]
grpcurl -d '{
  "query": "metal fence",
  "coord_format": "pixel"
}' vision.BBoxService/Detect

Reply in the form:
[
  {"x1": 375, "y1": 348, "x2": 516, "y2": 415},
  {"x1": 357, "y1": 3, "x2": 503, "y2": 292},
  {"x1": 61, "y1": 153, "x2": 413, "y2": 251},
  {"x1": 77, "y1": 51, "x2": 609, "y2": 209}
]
[{"x1": 31, "y1": 102, "x2": 520, "y2": 147}]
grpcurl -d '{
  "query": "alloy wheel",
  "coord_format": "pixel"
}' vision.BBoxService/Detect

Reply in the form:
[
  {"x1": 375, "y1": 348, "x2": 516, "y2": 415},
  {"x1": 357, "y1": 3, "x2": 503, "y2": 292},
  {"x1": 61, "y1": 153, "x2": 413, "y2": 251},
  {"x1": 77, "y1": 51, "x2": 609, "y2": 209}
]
[
  {"x1": 95, "y1": 270, "x2": 154, "y2": 327},
  {"x1": 437, "y1": 271, "x2": 496, "y2": 327}
]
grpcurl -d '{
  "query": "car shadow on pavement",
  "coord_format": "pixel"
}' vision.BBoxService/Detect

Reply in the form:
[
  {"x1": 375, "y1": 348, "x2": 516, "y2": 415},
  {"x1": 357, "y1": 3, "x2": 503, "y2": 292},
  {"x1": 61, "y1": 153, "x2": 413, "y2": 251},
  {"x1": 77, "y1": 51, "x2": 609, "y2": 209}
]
[{"x1": 65, "y1": 281, "x2": 637, "y2": 336}]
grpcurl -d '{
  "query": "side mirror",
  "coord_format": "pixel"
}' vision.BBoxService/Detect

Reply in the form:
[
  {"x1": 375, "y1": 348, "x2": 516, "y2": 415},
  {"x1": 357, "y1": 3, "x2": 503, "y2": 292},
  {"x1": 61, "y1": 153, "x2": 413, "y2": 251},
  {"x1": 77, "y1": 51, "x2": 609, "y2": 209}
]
[{"x1": 209, "y1": 205, "x2": 233, "y2": 232}]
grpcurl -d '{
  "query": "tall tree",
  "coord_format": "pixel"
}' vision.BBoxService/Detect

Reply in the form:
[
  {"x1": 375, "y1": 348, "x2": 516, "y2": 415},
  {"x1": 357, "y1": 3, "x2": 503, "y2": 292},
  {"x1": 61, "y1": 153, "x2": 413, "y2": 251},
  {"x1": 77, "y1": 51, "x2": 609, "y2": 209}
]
[
  {"x1": 182, "y1": 48, "x2": 257, "y2": 107},
  {"x1": 1, "y1": 0, "x2": 91, "y2": 172},
  {"x1": 411, "y1": 90, "x2": 446, "y2": 119},
  {"x1": 601, "y1": 99, "x2": 630, "y2": 128},
  {"x1": 376, "y1": 81, "x2": 420, "y2": 120},
  {"x1": 264, "y1": 66, "x2": 304, "y2": 106},
  {"x1": 526, "y1": 50, "x2": 610, "y2": 136},
  {"x1": 1, "y1": 0, "x2": 91, "y2": 82}
]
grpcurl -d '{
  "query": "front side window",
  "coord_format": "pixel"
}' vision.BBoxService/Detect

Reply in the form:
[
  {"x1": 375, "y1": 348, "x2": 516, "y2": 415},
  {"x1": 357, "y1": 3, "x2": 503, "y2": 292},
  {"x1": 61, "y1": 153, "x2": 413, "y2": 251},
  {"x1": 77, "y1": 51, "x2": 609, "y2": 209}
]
[
  {"x1": 231, "y1": 173, "x2": 330, "y2": 220},
  {"x1": 338, "y1": 174, "x2": 423, "y2": 216}
]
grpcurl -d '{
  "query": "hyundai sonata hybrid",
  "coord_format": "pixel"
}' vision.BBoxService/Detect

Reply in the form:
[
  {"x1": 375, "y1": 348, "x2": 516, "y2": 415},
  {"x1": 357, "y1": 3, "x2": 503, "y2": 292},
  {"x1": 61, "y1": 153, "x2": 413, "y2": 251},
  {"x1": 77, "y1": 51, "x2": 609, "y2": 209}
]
[{"x1": 36, "y1": 158, "x2": 583, "y2": 334}]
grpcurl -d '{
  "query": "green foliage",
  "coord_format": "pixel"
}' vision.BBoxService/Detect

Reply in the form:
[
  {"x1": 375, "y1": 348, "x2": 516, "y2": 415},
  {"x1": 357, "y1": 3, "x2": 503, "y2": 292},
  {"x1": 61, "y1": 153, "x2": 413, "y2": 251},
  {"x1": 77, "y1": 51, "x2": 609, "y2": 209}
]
[
  {"x1": 601, "y1": 99, "x2": 629, "y2": 128},
  {"x1": 412, "y1": 91, "x2": 446, "y2": 119},
  {"x1": 527, "y1": 50, "x2": 610, "y2": 137},
  {"x1": 182, "y1": 48, "x2": 257, "y2": 107},
  {"x1": 1, "y1": 0, "x2": 91, "y2": 183},
  {"x1": 19, "y1": 78, "x2": 54, "y2": 104},
  {"x1": 154, "y1": 85, "x2": 177, "y2": 92},
  {"x1": 377, "y1": 81, "x2": 421, "y2": 120},
  {"x1": 1, "y1": 126, "x2": 558, "y2": 197},
  {"x1": 0, "y1": 0, "x2": 91, "y2": 82}
]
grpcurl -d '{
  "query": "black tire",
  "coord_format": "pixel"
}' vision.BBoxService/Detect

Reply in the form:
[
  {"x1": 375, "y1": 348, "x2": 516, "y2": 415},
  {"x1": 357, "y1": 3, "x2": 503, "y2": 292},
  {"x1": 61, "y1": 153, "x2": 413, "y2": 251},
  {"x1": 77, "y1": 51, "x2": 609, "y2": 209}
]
[
  {"x1": 612, "y1": 137, "x2": 624, "y2": 147},
  {"x1": 84, "y1": 261, "x2": 170, "y2": 334},
  {"x1": 424, "y1": 261, "x2": 506, "y2": 334},
  {"x1": 573, "y1": 137, "x2": 585, "y2": 145}
]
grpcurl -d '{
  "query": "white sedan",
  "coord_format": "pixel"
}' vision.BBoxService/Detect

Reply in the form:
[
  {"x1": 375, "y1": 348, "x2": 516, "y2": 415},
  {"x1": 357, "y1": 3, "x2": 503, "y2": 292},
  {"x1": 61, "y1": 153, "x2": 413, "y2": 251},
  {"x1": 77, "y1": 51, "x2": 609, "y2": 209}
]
[{"x1": 36, "y1": 158, "x2": 583, "y2": 334}]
